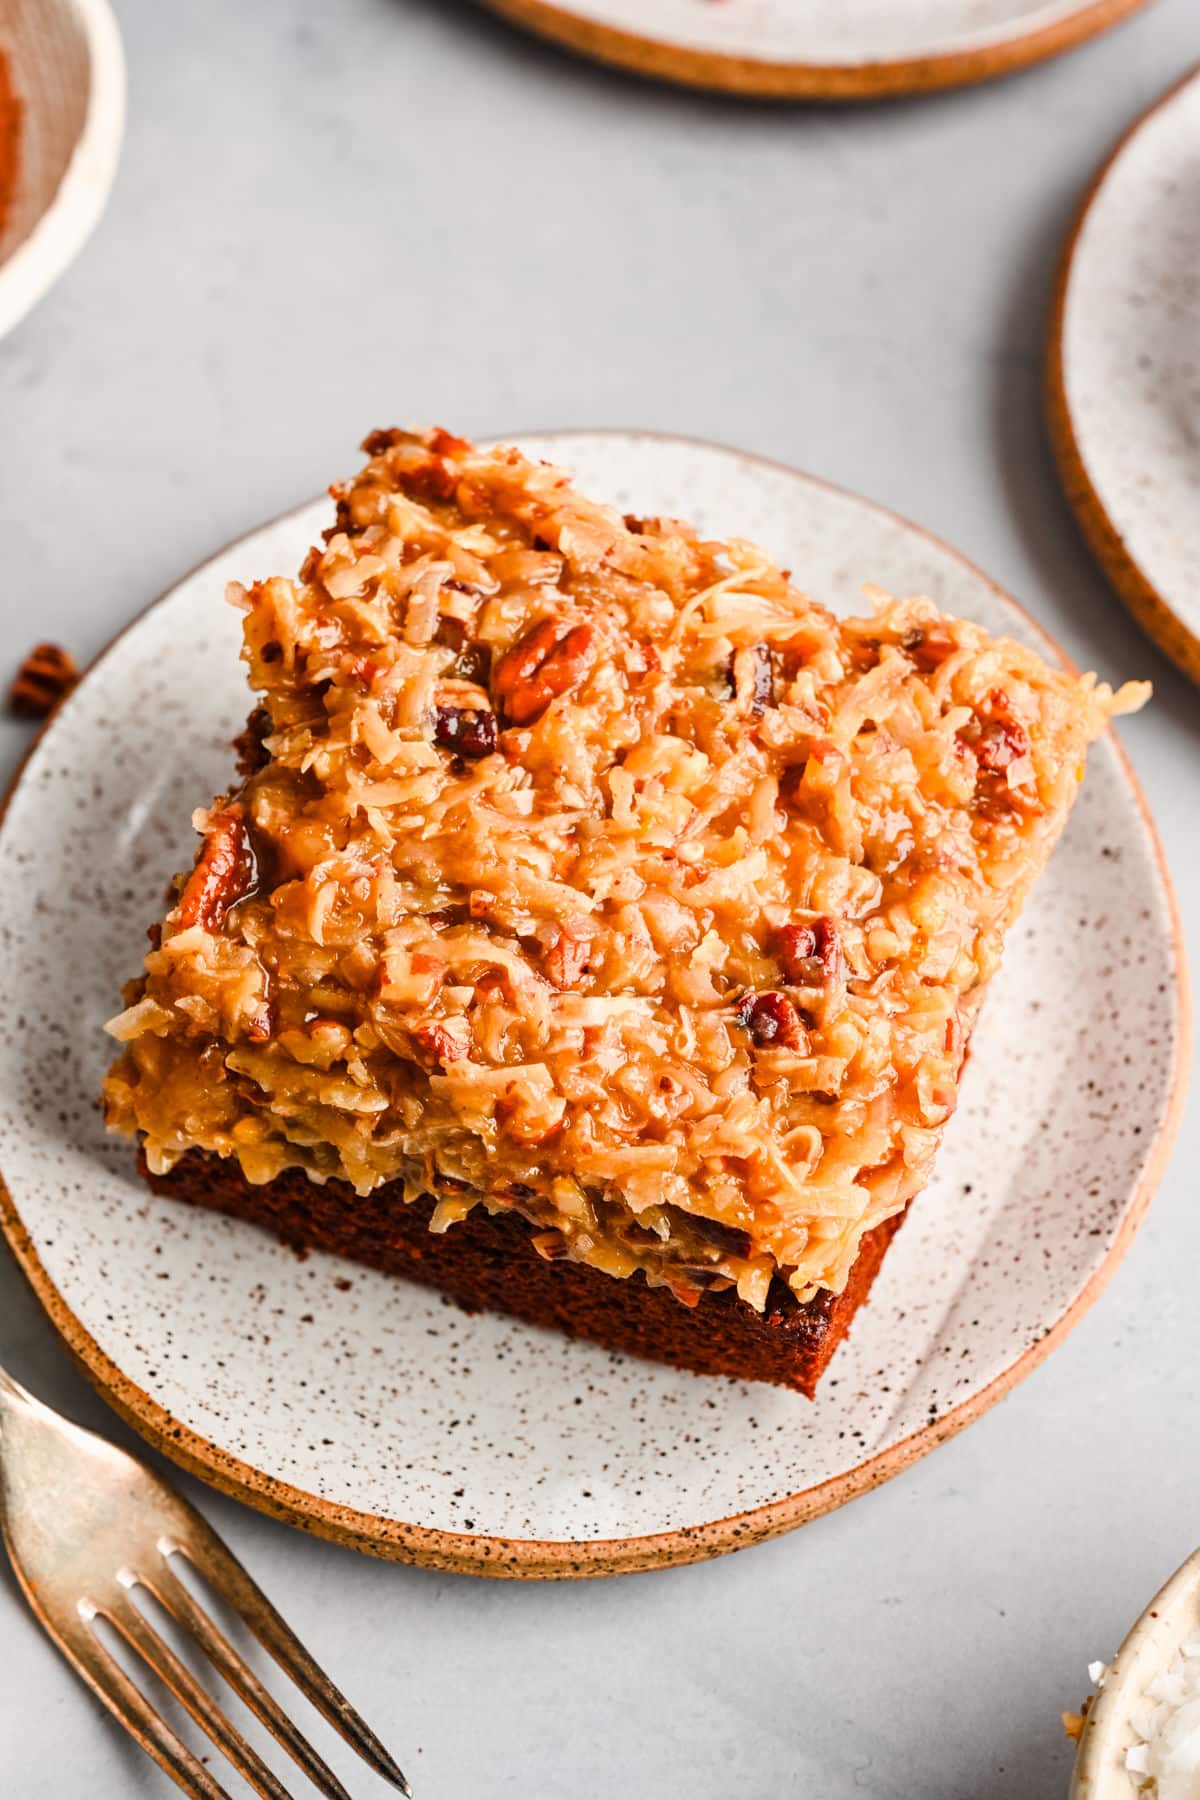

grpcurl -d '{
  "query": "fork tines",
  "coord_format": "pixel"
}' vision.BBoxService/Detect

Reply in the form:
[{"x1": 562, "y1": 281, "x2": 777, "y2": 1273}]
[{"x1": 69, "y1": 1524, "x2": 411, "y2": 1800}]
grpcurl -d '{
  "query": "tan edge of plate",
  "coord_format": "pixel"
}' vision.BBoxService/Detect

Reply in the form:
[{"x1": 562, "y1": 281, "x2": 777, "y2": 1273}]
[
  {"x1": 0, "y1": 430, "x2": 1189, "y2": 1579},
  {"x1": 1046, "y1": 64, "x2": 1200, "y2": 690},
  {"x1": 475, "y1": 0, "x2": 1153, "y2": 100}
]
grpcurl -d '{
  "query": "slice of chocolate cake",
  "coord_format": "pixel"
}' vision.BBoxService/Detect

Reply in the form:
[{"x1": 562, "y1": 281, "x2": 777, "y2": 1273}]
[{"x1": 103, "y1": 429, "x2": 1146, "y2": 1393}]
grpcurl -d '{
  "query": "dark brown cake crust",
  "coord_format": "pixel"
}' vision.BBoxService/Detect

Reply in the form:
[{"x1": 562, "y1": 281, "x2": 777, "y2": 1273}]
[{"x1": 141, "y1": 1152, "x2": 907, "y2": 1397}]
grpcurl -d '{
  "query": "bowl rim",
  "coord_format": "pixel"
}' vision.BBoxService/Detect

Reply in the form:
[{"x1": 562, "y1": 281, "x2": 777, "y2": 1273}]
[
  {"x1": 0, "y1": 0, "x2": 125, "y2": 341},
  {"x1": 1071, "y1": 1545, "x2": 1200, "y2": 1797}
]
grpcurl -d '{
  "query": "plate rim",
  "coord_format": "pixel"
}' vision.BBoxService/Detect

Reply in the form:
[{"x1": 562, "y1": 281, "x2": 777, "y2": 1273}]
[
  {"x1": 475, "y1": 0, "x2": 1152, "y2": 100},
  {"x1": 1046, "y1": 63, "x2": 1200, "y2": 689},
  {"x1": 0, "y1": 428, "x2": 1189, "y2": 1579}
]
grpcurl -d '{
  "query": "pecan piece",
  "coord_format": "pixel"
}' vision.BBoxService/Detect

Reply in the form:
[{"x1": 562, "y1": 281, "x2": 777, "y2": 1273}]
[
  {"x1": 9, "y1": 643, "x2": 78, "y2": 718},
  {"x1": 361, "y1": 427, "x2": 406, "y2": 456},
  {"x1": 902, "y1": 624, "x2": 958, "y2": 673},
  {"x1": 974, "y1": 690, "x2": 1031, "y2": 774},
  {"x1": 672, "y1": 1266, "x2": 735, "y2": 1292},
  {"x1": 975, "y1": 716, "x2": 1029, "y2": 775},
  {"x1": 428, "y1": 427, "x2": 471, "y2": 458},
  {"x1": 177, "y1": 804, "x2": 256, "y2": 932},
  {"x1": 493, "y1": 618, "x2": 595, "y2": 727},
  {"x1": 424, "y1": 903, "x2": 468, "y2": 928},
  {"x1": 735, "y1": 991, "x2": 806, "y2": 1051},
  {"x1": 400, "y1": 455, "x2": 458, "y2": 502},
  {"x1": 433, "y1": 704, "x2": 497, "y2": 759},
  {"x1": 448, "y1": 640, "x2": 492, "y2": 686},
  {"x1": 232, "y1": 705, "x2": 272, "y2": 778},
  {"x1": 730, "y1": 643, "x2": 774, "y2": 718},
  {"x1": 544, "y1": 920, "x2": 595, "y2": 991},
  {"x1": 779, "y1": 916, "x2": 841, "y2": 985},
  {"x1": 434, "y1": 614, "x2": 468, "y2": 654},
  {"x1": 686, "y1": 1213, "x2": 753, "y2": 1259},
  {"x1": 472, "y1": 969, "x2": 511, "y2": 1003},
  {"x1": 414, "y1": 1020, "x2": 470, "y2": 1065},
  {"x1": 961, "y1": 688, "x2": 1032, "y2": 781},
  {"x1": 246, "y1": 1005, "x2": 274, "y2": 1044},
  {"x1": 846, "y1": 638, "x2": 882, "y2": 675}
]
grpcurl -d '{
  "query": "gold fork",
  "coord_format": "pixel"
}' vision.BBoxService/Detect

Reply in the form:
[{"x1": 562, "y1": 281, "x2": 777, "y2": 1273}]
[{"x1": 0, "y1": 1364, "x2": 411, "y2": 1798}]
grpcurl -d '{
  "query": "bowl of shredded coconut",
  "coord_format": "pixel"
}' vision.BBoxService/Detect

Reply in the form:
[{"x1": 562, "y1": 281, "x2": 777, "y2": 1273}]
[{"x1": 1070, "y1": 1549, "x2": 1200, "y2": 1798}]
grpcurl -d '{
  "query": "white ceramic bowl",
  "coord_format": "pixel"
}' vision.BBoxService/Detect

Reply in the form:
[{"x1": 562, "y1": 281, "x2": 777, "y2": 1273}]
[
  {"x1": 0, "y1": 0, "x2": 124, "y2": 341},
  {"x1": 1071, "y1": 1548, "x2": 1200, "y2": 1798}
]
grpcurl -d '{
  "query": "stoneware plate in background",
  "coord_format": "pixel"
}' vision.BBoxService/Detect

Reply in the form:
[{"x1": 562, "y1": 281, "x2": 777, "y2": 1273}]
[
  {"x1": 474, "y1": 0, "x2": 1152, "y2": 99},
  {"x1": 0, "y1": 432, "x2": 1186, "y2": 1578},
  {"x1": 0, "y1": 0, "x2": 125, "y2": 342},
  {"x1": 1048, "y1": 65, "x2": 1200, "y2": 688}
]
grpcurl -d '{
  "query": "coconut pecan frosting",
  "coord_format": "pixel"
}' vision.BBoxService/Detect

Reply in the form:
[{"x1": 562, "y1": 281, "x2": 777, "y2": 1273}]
[{"x1": 103, "y1": 429, "x2": 1147, "y2": 1313}]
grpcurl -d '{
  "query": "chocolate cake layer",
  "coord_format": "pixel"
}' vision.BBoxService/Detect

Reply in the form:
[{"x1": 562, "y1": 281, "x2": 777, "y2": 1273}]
[{"x1": 143, "y1": 1151, "x2": 907, "y2": 1397}]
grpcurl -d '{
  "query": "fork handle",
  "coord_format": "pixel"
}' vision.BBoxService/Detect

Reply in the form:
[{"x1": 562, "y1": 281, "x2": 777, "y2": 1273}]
[
  {"x1": 0, "y1": 1363, "x2": 41, "y2": 1417},
  {"x1": 0, "y1": 1365, "x2": 44, "y2": 1525}
]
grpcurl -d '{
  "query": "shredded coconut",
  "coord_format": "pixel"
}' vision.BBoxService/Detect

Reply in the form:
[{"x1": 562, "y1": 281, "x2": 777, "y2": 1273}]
[
  {"x1": 1084, "y1": 1642, "x2": 1200, "y2": 1797},
  {"x1": 102, "y1": 428, "x2": 1148, "y2": 1312}
]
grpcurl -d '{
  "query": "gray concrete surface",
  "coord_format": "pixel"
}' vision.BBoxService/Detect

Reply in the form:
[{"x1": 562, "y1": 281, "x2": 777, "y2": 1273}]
[{"x1": 0, "y1": 2, "x2": 1197, "y2": 1794}]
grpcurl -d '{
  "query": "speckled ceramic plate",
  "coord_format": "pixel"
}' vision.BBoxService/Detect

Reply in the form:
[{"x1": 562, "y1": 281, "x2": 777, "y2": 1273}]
[
  {"x1": 0, "y1": 432, "x2": 1186, "y2": 1578},
  {"x1": 1048, "y1": 65, "x2": 1200, "y2": 688},
  {"x1": 476, "y1": 0, "x2": 1151, "y2": 99}
]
